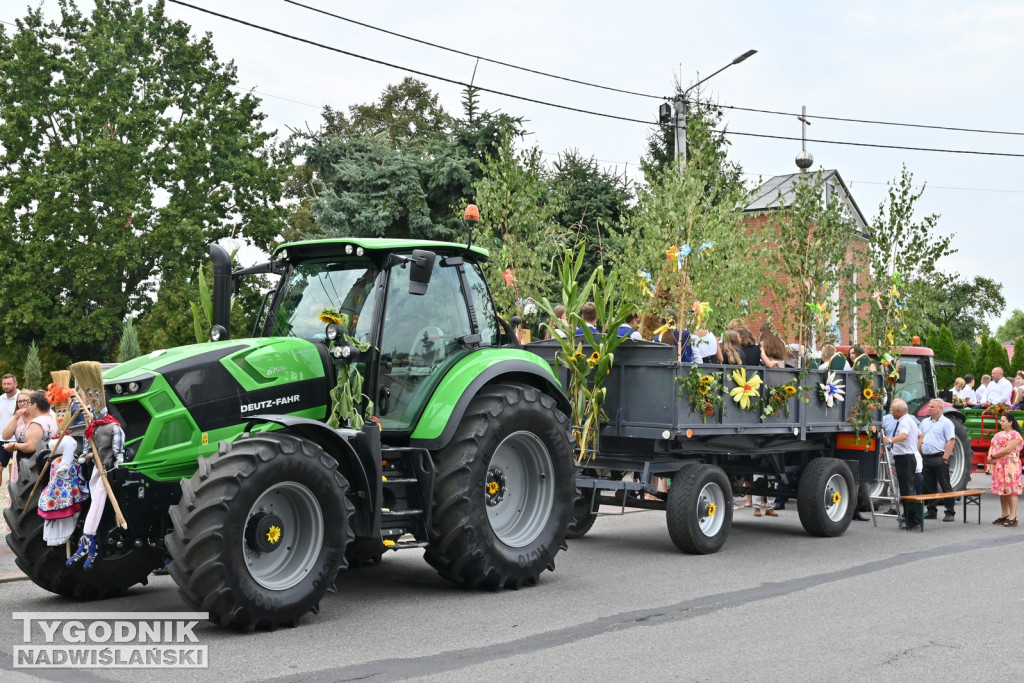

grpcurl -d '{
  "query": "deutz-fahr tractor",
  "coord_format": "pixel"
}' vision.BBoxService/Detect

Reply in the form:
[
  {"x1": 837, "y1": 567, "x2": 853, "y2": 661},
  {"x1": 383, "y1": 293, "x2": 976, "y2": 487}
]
[{"x1": 5, "y1": 238, "x2": 576, "y2": 630}]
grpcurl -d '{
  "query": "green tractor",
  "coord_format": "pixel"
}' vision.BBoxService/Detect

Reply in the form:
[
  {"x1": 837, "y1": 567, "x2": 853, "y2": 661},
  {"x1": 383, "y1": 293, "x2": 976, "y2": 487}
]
[{"x1": 5, "y1": 237, "x2": 575, "y2": 630}]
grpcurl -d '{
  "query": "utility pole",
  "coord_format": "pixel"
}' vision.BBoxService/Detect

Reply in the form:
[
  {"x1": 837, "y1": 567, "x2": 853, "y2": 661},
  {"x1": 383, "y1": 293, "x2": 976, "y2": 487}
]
[{"x1": 669, "y1": 49, "x2": 758, "y2": 176}]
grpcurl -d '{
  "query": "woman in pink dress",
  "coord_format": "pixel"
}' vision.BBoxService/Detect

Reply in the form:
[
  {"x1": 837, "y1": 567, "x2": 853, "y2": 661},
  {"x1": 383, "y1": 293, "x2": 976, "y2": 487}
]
[{"x1": 988, "y1": 413, "x2": 1023, "y2": 527}]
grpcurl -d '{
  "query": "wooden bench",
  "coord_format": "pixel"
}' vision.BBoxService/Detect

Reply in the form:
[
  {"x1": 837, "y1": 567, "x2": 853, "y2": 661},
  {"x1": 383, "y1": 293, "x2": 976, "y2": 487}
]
[{"x1": 900, "y1": 489, "x2": 985, "y2": 531}]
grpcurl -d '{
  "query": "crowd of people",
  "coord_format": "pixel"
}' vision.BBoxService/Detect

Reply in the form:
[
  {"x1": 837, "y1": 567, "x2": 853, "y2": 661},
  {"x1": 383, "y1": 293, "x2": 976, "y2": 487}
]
[{"x1": 951, "y1": 367, "x2": 1024, "y2": 409}]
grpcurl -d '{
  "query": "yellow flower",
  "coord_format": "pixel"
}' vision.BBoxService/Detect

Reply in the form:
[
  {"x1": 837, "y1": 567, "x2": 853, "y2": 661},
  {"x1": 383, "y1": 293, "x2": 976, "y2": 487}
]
[
  {"x1": 266, "y1": 525, "x2": 282, "y2": 544},
  {"x1": 319, "y1": 310, "x2": 344, "y2": 325},
  {"x1": 783, "y1": 385, "x2": 797, "y2": 398},
  {"x1": 587, "y1": 351, "x2": 601, "y2": 366},
  {"x1": 863, "y1": 388, "x2": 874, "y2": 400},
  {"x1": 700, "y1": 375, "x2": 713, "y2": 386},
  {"x1": 698, "y1": 384, "x2": 709, "y2": 395},
  {"x1": 572, "y1": 351, "x2": 584, "y2": 361},
  {"x1": 729, "y1": 368, "x2": 763, "y2": 410}
]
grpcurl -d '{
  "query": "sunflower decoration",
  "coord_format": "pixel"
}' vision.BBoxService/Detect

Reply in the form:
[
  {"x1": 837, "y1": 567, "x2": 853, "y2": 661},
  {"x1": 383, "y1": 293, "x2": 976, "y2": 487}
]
[
  {"x1": 762, "y1": 379, "x2": 810, "y2": 419},
  {"x1": 587, "y1": 351, "x2": 601, "y2": 367},
  {"x1": 678, "y1": 366, "x2": 725, "y2": 423},
  {"x1": 729, "y1": 368, "x2": 763, "y2": 411},
  {"x1": 989, "y1": 403, "x2": 1009, "y2": 421},
  {"x1": 818, "y1": 372, "x2": 845, "y2": 408},
  {"x1": 848, "y1": 374, "x2": 885, "y2": 442},
  {"x1": 318, "y1": 307, "x2": 345, "y2": 326}
]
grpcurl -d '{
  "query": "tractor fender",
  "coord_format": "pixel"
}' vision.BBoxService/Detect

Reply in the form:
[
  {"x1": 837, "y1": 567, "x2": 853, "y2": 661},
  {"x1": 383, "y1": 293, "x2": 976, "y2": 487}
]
[
  {"x1": 239, "y1": 414, "x2": 375, "y2": 534},
  {"x1": 409, "y1": 356, "x2": 570, "y2": 451}
]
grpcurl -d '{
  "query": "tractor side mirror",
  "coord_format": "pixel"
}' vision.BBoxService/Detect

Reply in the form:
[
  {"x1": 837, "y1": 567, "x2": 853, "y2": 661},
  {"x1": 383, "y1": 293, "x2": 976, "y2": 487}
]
[
  {"x1": 408, "y1": 249, "x2": 435, "y2": 295},
  {"x1": 898, "y1": 366, "x2": 907, "y2": 383}
]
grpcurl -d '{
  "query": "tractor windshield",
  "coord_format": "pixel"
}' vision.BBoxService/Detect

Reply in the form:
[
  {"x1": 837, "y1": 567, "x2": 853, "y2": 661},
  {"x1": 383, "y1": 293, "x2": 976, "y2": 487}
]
[{"x1": 268, "y1": 259, "x2": 379, "y2": 341}]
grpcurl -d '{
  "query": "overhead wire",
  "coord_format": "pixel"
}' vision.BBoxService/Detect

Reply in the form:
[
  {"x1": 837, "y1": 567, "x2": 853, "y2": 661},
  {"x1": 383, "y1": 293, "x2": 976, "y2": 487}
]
[
  {"x1": 169, "y1": 1, "x2": 1024, "y2": 160},
  {"x1": 281, "y1": 0, "x2": 664, "y2": 101}
]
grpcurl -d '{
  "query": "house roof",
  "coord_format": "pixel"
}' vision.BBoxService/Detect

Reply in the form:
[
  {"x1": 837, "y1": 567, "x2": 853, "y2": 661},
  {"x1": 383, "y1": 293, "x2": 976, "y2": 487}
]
[{"x1": 744, "y1": 169, "x2": 868, "y2": 232}]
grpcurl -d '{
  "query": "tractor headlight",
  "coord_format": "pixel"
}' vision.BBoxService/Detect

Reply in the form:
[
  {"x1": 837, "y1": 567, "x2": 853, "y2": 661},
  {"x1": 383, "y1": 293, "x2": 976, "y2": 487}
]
[{"x1": 326, "y1": 323, "x2": 342, "y2": 341}]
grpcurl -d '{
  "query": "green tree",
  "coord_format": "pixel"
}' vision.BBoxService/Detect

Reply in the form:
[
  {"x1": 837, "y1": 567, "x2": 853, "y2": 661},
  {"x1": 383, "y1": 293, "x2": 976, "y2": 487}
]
[
  {"x1": 624, "y1": 117, "x2": 760, "y2": 338},
  {"x1": 115, "y1": 318, "x2": 140, "y2": 363},
  {"x1": 0, "y1": 0, "x2": 283, "y2": 363},
  {"x1": 762, "y1": 170, "x2": 858, "y2": 351},
  {"x1": 321, "y1": 77, "x2": 452, "y2": 143},
  {"x1": 954, "y1": 341, "x2": 974, "y2": 381},
  {"x1": 866, "y1": 166, "x2": 954, "y2": 350},
  {"x1": 921, "y1": 273, "x2": 1004, "y2": 348},
  {"x1": 995, "y1": 309, "x2": 1024, "y2": 343},
  {"x1": 932, "y1": 324, "x2": 956, "y2": 390},
  {"x1": 474, "y1": 129, "x2": 564, "y2": 318},
  {"x1": 1011, "y1": 338, "x2": 1024, "y2": 377},
  {"x1": 24, "y1": 341, "x2": 41, "y2": 390},
  {"x1": 547, "y1": 150, "x2": 632, "y2": 281}
]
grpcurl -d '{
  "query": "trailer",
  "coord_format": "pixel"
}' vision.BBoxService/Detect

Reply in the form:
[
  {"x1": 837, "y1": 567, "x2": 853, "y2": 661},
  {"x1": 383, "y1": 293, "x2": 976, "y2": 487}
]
[{"x1": 526, "y1": 339, "x2": 883, "y2": 554}]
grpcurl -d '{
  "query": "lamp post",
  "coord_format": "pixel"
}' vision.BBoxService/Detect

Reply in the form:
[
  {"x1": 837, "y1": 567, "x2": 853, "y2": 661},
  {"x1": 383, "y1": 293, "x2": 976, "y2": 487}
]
[{"x1": 674, "y1": 49, "x2": 757, "y2": 172}]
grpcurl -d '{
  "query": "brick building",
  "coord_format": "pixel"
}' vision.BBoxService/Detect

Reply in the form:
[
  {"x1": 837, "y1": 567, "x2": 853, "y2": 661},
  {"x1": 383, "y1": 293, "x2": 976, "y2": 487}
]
[{"x1": 741, "y1": 169, "x2": 871, "y2": 348}]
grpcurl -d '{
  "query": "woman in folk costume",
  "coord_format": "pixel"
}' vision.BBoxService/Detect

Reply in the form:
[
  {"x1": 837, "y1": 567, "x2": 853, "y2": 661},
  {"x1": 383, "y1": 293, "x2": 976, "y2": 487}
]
[
  {"x1": 66, "y1": 362, "x2": 125, "y2": 570},
  {"x1": 37, "y1": 371, "x2": 89, "y2": 546}
]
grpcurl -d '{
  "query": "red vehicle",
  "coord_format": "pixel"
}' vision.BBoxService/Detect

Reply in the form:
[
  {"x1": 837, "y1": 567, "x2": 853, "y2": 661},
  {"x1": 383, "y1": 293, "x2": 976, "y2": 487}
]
[{"x1": 837, "y1": 345, "x2": 971, "y2": 492}]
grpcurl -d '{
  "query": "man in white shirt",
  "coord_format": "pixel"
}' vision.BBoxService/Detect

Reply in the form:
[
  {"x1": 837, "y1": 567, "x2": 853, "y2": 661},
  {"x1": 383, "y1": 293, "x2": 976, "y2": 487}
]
[
  {"x1": 0, "y1": 374, "x2": 18, "y2": 427},
  {"x1": 985, "y1": 367, "x2": 1013, "y2": 407},
  {"x1": 882, "y1": 398, "x2": 922, "y2": 530}
]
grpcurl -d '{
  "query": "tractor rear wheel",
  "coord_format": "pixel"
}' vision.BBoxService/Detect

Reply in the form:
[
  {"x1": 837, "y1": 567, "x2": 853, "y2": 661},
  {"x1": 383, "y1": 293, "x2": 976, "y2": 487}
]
[
  {"x1": 424, "y1": 384, "x2": 573, "y2": 589},
  {"x1": 4, "y1": 451, "x2": 163, "y2": 599},
  {"x1": 165, "y1": 433, "x2": 353, "y2": 630}
]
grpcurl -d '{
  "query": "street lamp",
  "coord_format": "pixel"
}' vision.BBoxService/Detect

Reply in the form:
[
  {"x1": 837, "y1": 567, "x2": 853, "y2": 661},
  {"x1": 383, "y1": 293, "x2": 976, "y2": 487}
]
[{"x1": 673, "y1": 49, "x2": 757, "y2": 171}]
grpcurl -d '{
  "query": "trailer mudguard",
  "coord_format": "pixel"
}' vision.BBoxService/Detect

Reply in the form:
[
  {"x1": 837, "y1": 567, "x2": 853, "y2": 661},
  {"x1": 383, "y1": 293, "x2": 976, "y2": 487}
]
[{"x1": 409, "y1": 351, "x2": 569, "y2": 451}]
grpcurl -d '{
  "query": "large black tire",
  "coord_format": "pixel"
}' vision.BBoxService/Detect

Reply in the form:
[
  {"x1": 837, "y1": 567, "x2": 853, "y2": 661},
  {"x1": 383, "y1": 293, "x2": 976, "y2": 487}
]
[
  {"x1": 4, "y1": 451, "x2": 163, "y2": 598},
  {"x1": 666, "y1": 464, "x2": 732, "y2": 554},
  {"x1": 565, "y1": 487, "x2": 598, "y2": 540},
  {"x1": 947, "y1": 419, "x2": 972, "y2": 491},
  {"x1": 424, "y1": 384, "x2": 574, "y2": 589},
  {"x1": 165, "y1": 433, "x2": 354, "y2": 630},
  {"x1": 797, "y1": 457, "x2": 855, "y2": 537}
]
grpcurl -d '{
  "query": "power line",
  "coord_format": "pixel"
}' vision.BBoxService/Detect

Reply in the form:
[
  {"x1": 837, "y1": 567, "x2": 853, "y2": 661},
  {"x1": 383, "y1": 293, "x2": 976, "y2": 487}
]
[
  {"x1": 167, "y1": 1, "x2": 658, "y2": 127},
  {"x1": 724, "y1": 129, "x2": 1024, "y2": 158},
  {"x1": 166, "y1": 2, "x2": 1024, "y2": 160},
  {"x1": 281, "y1": 0, "x2": 664, "y2": 101},
  {"x1": 282, "y1": 1, "x2": 1024, "y2": 139},
  {"x1": 720, "y1": 103, "x2": 1024, "y2": 138}
]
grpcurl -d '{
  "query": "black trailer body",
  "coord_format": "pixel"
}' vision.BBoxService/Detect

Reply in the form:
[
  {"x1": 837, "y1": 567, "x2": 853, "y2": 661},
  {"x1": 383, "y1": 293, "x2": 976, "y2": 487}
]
[{"x1": 526, "y1": 340, "x2": 883, "y2": 553}]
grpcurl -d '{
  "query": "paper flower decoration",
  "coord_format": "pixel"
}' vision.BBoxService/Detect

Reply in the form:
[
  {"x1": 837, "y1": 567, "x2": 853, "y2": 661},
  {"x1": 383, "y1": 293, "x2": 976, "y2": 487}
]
[
  {"x1": 501, "y1": 269, "x2": 517, "y2": 286},
  {"x1": 819, "y1": 372, "x2": 845, "y2": 408},
  {"x1": 680, "y1": 244, "x2": 691, "y2": 257},
  {"x1": 730, "y1": 368, "x2": 762, "y2": 410}
]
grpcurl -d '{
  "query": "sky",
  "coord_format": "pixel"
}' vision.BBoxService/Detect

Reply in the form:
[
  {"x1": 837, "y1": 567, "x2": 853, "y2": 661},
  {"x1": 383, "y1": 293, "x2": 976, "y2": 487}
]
[{"x1": 11, "y1": 1, "x2": 1024, "y2": 330}]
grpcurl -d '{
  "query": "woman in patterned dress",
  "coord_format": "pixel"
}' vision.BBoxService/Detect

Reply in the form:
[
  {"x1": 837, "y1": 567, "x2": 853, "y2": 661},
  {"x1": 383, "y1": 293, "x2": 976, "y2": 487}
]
[{"x1": 988, "y1": 413, "x2": 1023, "y2": 527}]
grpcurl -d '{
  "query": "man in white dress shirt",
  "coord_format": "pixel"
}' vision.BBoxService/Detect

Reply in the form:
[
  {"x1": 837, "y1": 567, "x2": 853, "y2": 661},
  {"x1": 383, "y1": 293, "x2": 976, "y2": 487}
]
[{"x1": 983, "y1": 367, "x2": 1013, "y2": 407}]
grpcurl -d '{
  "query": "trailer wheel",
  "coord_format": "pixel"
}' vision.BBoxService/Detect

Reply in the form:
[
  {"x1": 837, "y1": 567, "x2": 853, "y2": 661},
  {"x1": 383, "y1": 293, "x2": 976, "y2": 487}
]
[
  {"x1": 947, "y1": 419, "x2": 971, "y2": 491},
  {"x1": 797, "y1": 457, "x2": 854, "y2": 537},
  {"x1": 165, "y1": 433, "x2": 354, "y2": 630},
  {"x1": 566, "y1": 487, "x2": 598, "y2": 540},
  {"x1": 424, "y1": 384, "x2": 573, "y2": 589},
  {"x1": 666, "y1": 464, "x2": 732, "y2": 555},
  {"x1": 4, "y1": 451, "x2": 164, "y2": 599}
]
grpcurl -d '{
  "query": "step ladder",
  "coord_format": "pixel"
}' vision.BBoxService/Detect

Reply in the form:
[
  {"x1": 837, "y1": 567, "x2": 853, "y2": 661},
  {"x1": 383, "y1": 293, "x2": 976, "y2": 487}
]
[{"x1": 869, "y1": 445, "x2": 904, "y2": 529}]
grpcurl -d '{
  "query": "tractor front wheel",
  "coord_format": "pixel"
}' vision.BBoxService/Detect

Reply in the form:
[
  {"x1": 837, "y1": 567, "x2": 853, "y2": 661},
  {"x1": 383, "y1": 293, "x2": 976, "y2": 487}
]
[{"x1": 165, "y1": 433, "x2": 354, "y2": 630}]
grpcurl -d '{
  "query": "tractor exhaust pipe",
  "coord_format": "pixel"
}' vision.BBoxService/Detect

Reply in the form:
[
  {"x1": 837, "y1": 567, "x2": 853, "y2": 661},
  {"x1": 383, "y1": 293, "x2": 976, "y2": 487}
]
[{"x1": 210, "y1": 243, "x2": 232, "y2": 340}]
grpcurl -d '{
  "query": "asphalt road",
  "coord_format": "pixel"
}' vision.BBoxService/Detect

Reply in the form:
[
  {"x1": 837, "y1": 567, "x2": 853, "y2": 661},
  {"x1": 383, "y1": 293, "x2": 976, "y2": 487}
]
[{"x1": 1, "y1": 478, "x2": 1020, "y2": 682}]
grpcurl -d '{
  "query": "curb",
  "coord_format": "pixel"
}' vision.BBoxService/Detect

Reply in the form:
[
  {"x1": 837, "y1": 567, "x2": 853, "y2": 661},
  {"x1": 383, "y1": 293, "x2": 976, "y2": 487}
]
[{"x1": 0, "y1": 571, "x2": 26, "y2": 583}]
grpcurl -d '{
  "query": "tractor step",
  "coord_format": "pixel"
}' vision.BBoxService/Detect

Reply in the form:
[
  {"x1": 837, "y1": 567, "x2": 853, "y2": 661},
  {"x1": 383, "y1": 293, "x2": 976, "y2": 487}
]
[
  {"x1": 387, "y1": 540, "x2": 428, "y2": 551},
  {"x1": 381, "y1": 508, "x2": 424, "y2": 518}
]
